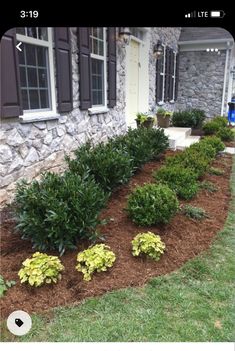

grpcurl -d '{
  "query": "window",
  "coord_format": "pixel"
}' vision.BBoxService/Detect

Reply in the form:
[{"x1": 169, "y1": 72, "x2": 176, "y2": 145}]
[
  {"x1": 16, "y1": 27, "x2": 57, "y2": 119},
  {"x1": 90, "y1": 28, "x2": 107, "y2": 108},
  {"x1": 156, "y1": 45, "x2": 178, "y2": 104},
  {"x1": 129, "y1": 28, "x2": 144, "y2": 41}
]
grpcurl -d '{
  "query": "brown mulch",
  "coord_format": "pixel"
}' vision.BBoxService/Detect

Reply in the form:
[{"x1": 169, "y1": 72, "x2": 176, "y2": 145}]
[
  {"x1": 0, "y1": 151, "x2": 233, "y2": 318},
  {"x1": 224, "y1": 141, "x2": 235, "y2": 148}
]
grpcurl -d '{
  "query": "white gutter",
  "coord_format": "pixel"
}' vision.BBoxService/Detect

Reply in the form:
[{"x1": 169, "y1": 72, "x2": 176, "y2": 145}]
[
  {"x1": 178, "y1": 38, "x2": 234, "y2": 45},
  {"x1": 221, "y1": 42, "x2": 230, "y2": 115}
]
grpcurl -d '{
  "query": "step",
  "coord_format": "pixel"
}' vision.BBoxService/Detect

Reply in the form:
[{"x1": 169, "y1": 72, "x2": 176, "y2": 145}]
[
  {"x1": 223, "y1": 147, "x2": 235, "y2": 155},
  {"x1": 159, "y1": 127, "x2": 192, "y2": 150},
  {"x1": 163, "y1": 127, "x2": 192, "y2": 138},
  {"x1": 176, "y1": 136, "x2": 200, "y2": 150}
]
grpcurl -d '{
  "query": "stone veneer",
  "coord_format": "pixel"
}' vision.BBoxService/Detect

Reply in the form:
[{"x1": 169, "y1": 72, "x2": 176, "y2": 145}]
[{"x1": 176, "y1": 50, "x2": 231, "y2": 117}]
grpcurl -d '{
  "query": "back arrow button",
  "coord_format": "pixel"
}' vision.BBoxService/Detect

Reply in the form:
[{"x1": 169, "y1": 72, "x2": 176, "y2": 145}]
[{"x1": 16, "y1": 42, "x2": 22, "y2": 52}]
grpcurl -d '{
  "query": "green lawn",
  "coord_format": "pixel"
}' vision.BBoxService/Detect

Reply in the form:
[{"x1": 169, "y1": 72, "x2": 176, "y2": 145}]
[{"x1": 1, "y1": 156, "x2": 235, "y2": 342}]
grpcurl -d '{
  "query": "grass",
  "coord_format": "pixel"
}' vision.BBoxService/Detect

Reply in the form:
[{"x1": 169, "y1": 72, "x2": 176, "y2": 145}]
[
  {"x1": 1, "y1": 156, "x2": 235, "y2": 342},
  {"x1": 209, "y1": 166, "x2": 225, "y2": 176},
  {"x1": 199, "y1": 180, "x2": 218, "y2": 193},
  {"x1": 181, "y1": 204, "x2": 208, "y2": 220}
]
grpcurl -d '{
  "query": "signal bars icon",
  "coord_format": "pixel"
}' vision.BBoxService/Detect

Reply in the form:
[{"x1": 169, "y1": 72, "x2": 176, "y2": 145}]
[{"x1": 185, "y1": 11, "x2": 196, "y2": 18}]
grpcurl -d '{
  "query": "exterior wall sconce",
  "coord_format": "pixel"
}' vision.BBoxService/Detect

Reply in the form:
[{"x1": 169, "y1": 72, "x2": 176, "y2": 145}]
[
  {"x1": 119, "y1": 27, "x2": 131, "y2": 46},
  {"x1": 153, "y1": 41, "x2": 163, "y2": 58}
]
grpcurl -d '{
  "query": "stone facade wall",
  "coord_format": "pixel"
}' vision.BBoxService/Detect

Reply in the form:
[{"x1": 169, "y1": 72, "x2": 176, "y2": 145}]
[
  {"x1": 148, "y1": 27, "x2": 181, "y2": 113},
  {"x1": 0, "y1": 28, "x2": 127, "y2": 206},
  {"x1": 176, "y1": 50, "x2": 229, "y2": 117}
]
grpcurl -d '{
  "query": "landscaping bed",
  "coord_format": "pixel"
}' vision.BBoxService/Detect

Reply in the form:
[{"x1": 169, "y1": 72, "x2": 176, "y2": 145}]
[{"x1": 0, "y1": 150, "x2": 233, "y2": 318}]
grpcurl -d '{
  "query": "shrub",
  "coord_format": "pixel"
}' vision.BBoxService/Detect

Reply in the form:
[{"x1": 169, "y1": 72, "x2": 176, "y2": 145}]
[
  {"x1": 127, "y1": 183, "x2": 179, "y2": 226},
  {"x1": 153, "y1": 165, "x2": 199, "y2": 200},
  {"x1": 165, "y1": 149, "x2": 209, "y2": 178},
  {"x1": 111, "y1": 127, "x2": 169, "y2": 169},
  {"x1": 172, "y1": 109, "x2": 205, "y2": 128},
  {"x1": 182, "y1": 205, "x2": 208, "y2": 220},
  {"x1": 213, "y1": 116, "x2": 228, "y2": 128},
  {"x1": 200, "y1": 136, "x2": 225, "y2": 153},
  {"x1": 216, "y1": 127, "x2": 234, "y2": 142},
  {"x1": 188, "y1": 142, "x2": 216, "y2": 161},
  {"x1": 18, "y1": 252, "x2": 64, "y2": 287},
  {"x1": 203, "y1": 117, "x2": 227, "y2": 136},
  {"x1": 76, "y1": 244, "x2": 116, "y2": 281},
  {"x1": 14, "y1": 172, "x2": 108, "y2": 255},
  {"x1": 209, "y1": 167, "x2": 225, "y2": 176},
  {"x1": 190, "y1": 109, "x2": 207, "y2": 128},
  {"x1": 67, "y1": 141, "x2": 133, "y2": 192},
  {"x1": 132, "y1": 232, "x2": 165, "y2": 260},
  {"x1": 0, "y1": 275, "x2": 16, "y2": 297},
  {"x1": 202, "y1": 121, "x2": 221, "y2": 135},
  {"x1": 199, "y1": 180, "x2": 218, "y2": 193}
]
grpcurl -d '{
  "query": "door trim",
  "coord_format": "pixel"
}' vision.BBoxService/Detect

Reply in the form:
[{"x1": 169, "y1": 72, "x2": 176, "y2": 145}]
[{"x1": 125, "y1": 30, "x2": 150, "y2": 127}]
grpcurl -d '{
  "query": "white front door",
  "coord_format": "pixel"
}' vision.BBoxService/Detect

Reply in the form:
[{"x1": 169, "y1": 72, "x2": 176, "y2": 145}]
[{"x1": 125, "y1": 32, "x2": 150, "y2": 128}]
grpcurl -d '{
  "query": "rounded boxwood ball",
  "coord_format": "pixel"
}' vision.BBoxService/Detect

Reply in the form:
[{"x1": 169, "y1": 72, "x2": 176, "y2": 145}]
[{"x1": 127, "y1": 183, "x2": 179, "y2": 226}]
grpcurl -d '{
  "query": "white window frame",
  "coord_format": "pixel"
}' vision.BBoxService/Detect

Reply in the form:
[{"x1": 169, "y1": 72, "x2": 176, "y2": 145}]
[
  {"x1": 89, "y1": 27, "x2": 107, "y2": 114},
  {"x1": 158, "y1": 44, "x2": 166, "y2": 105},
  {"x1": 16, "y1": 28, "x2": 58, "y2": 121},
  {"x1": 170, "y1": 51, "x2": 177, "y2": 103}
]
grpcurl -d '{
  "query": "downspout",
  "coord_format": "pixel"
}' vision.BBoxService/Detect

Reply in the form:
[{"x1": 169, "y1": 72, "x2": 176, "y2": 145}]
[{"x1": 221, "y1": 42, "x2": 230, "y2": 116}]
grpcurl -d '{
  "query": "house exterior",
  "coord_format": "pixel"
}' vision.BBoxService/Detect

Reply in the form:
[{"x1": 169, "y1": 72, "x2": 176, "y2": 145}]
[
  {"x1": 177, "y1": 27, "x2": 235, "y2": 117},
  {"x1": 0, "y1": 27, "x2": 234, "y2": 205}
]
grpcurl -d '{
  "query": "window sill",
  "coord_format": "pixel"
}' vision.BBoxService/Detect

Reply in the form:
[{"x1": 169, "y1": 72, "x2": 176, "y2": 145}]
[
  {"x1": 19, "y1": 114, "x2": 60, "y2": 124},
  {"x1": 88, "y1": 107, "x2": 109, "y2": 115}
]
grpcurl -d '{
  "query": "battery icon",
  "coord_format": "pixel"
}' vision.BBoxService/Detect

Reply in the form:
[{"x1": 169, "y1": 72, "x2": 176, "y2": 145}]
[{"x1": 210, "y1": 10, "x2": 225, "y2": 18}]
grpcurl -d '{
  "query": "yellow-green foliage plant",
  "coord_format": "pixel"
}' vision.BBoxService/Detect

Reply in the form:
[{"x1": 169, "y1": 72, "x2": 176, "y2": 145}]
[
  {"x1": 76, "y1": 244, "x2": 116, "y2": 281},
  {"x1": 18, "y1": 252, "x2": 64, "y2": 287},
  {"x1": 132, "y1": 232, "x2": 166, "y2": 261}
]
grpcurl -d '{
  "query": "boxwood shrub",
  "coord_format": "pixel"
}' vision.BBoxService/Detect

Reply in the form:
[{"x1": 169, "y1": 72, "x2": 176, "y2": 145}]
[
  {"x1": 165, "y1": 149, "x2": 209, "y2": 178},
  {"x1": 153, "y1": 165, "x2": 199, "y2": 200},
  {"x1": 202, "y1": 116, "x2": 228, "y2": 135},
  {"x1": 14, "y1": 172, "x2": 108, "y2": 255},
  {"x1": 216, "y1": 127, "x2": 234, "y2": 142},
  {"x1": 127, "y1": 183, "x2": 179, "y2": 226},
  {"x1": 188, "y1": 142, "x2": 216, "y2": 161},
  {"x1": 200, "y1": 136, "x2": 225, "y2": 153}
]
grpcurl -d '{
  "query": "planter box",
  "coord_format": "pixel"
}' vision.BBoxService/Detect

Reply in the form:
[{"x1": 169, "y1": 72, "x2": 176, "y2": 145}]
[
  {"x1": 136, "y1": 120, "x2": 154, "y2": 128},
  {"x1": 157, "y1": 114, "x2": 170, "y2": 128}
]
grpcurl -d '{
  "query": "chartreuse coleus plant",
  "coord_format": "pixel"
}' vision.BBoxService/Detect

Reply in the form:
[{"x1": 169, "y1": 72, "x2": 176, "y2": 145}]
[
  {"x1": 76, "y1": 244, "x2": 116, "y2": 281},
  {"x1": 132, "y1": 232, "x2": 166, "y2": 261},
  {"x1": 18, "y1": 252, "x2": 64, "y2": 287},
  {"x1": 0, "y1": 275, "x2": 16, "y2": 297}
]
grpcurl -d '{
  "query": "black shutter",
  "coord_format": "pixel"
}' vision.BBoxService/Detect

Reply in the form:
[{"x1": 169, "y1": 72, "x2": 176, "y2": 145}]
[
  {"x1": 55, "y1": 28, "x2": 73, "y2": 113},
  {"x1": 175, "y1": 53, "x2": 179, "y2": 100},
  {"x1": 169, "y1": 49, "x2": 174, "y2": 101},
  {"x1": 107, "y1": 27, "x2": 116, "y2": 108},
  {"x1": 164, "y1": 46, "x2": 171, "y2": 102},
  {"x1": 156, "y1": 55, "x2": 163, "y2": 103},
  {"x1": 78, "y1": 27, "x2": 92, "y2": 110},
  {"x1": 0, "y1": 29, "x2": 23, "y2": 118}
]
